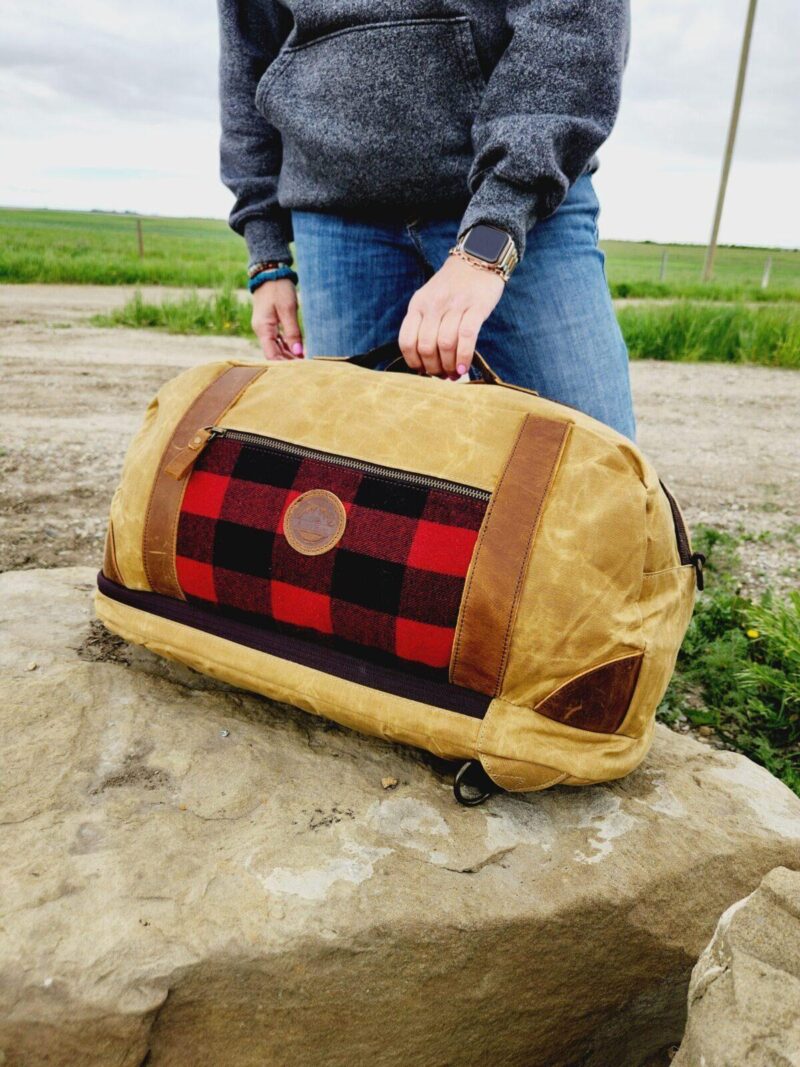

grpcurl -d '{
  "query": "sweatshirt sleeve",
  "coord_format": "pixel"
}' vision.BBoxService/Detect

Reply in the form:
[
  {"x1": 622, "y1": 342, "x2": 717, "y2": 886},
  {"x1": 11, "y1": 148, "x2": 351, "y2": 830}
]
[
  {"x1": 217, "y1": 0, "x2": 293, "y2": 264},
  {"x1": 459, "y1": 0, "x2": 630, "y2": 261}
]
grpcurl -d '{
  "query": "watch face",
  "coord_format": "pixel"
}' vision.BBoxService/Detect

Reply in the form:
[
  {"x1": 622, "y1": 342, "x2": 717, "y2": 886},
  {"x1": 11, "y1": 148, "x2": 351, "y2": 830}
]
[{"x1": 463, "y1": 224, "x2": 509, "y2": 263}]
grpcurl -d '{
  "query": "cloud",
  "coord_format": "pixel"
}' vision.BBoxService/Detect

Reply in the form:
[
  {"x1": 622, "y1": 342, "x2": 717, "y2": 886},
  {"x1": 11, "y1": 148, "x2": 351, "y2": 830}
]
[
  {"x1": 596, "y1": 0, "x2": 800, "y2": 243},
  {"x1": 1, "y1": 0, "x2": 798, "y2": 245},
  {"x1": 0, "y1": 0, "x2": 218, "y2": 123},
  {"x1": 615, "y1": 0, "x2": 800, "y2": 163}
]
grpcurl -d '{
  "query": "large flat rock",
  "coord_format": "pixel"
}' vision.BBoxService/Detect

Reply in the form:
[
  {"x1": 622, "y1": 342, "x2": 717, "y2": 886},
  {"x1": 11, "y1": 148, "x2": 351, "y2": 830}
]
[
  {"x1": 1, "y1": 567, "x2": 799, "y2": 1067},
  {"x1": 674, "y1": 866, "x2": 800, "y2": 1067}
]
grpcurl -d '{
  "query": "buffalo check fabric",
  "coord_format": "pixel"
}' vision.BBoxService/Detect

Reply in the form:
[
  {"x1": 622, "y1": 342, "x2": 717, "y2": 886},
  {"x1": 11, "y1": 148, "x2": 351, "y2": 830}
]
[{"x1": 174, "y1": 437, "x2": 488, "y2": 672}]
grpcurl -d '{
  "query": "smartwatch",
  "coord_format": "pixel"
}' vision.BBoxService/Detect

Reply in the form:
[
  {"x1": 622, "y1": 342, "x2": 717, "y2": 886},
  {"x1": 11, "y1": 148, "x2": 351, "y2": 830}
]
[{"x1": 451, "y1": 223, "x2": 519, "y2": 281}]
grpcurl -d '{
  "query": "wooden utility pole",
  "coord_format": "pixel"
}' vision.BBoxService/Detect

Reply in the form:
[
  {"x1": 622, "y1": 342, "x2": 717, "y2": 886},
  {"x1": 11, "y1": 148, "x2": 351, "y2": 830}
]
[
  {"x1": 702, "y1": 0, "x2": 758, "y2": 282},
  {"x1": 136, "y1": 218, "x2": 145, "y2": 258}
]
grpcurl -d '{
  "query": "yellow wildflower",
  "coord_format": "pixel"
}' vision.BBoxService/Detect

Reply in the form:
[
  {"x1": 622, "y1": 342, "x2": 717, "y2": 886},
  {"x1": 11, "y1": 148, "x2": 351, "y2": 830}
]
[{"x1": 746, "y1": 628, "x2": 760, "y2": 639}]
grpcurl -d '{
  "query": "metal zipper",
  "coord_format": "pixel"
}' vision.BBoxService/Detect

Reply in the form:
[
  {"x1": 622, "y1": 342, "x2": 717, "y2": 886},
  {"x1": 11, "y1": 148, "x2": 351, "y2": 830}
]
[
  {"x1": 660, "y1": 481, "x2": 705, "y2": 590},
  {"x1": 209, "y1": 427, "x2": 492, "y2": 502}
]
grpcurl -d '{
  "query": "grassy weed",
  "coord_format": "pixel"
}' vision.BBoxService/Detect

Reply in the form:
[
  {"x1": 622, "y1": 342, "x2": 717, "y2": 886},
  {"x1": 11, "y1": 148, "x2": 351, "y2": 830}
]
[
  {"x1": 96, "y1": 290, "x2": 800, "y2": 369},
  {"x1": 619, "y1": 302, "x2": 800, "y2": 368},
  {"x1": 659, "y1": 527, "x2": 800, "y2": 794},
  {"x1": 93, "y1": 289, "x2": 252, "y2": 336}
]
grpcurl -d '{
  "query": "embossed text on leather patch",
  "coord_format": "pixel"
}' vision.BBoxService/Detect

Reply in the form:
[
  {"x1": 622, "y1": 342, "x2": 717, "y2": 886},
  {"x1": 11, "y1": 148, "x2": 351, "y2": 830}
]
[{"x1": 284, "y1": 490, "x2": 347, "y2": 556}]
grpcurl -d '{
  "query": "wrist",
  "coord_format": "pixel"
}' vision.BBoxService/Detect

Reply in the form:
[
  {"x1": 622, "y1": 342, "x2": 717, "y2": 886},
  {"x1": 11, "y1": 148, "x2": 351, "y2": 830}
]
[{"x1": 248, "y1": 265, "x2": 299, "y2": 293}]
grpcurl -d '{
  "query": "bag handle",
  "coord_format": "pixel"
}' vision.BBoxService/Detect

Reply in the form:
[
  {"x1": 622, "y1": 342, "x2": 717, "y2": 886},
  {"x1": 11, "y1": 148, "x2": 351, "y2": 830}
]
[{"x1": 336, "y1": 340, "x2": 504, "y2": 385}]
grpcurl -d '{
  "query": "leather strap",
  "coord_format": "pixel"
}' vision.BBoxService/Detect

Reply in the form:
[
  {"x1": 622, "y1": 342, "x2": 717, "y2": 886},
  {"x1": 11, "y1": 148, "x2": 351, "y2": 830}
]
[
  {"x1": 450, "y1": 415, "x2": 571, "y2": 697},
  {"x1": 143, "y1": 364, "x2": 267, "y2": 598}
]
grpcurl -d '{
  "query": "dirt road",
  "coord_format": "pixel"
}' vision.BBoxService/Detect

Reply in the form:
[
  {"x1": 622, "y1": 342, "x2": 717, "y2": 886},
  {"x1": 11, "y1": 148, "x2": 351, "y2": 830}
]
[{"x1": 2, "y1": 285, "x2": 798, "y2": 592}]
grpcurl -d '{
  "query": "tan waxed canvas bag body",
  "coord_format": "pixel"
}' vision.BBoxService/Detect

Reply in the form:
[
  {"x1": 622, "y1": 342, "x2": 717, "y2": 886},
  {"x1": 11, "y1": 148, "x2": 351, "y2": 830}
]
[{"x1": 95, "y1": 345, "x2": 702, "y2": 803}]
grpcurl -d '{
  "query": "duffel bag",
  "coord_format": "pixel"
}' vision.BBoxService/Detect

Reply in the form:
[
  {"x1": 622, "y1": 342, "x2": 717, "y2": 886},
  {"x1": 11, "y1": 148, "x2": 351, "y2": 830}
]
[{"x1": 95, "y1": 344, "x2": 703, "y2": 804}]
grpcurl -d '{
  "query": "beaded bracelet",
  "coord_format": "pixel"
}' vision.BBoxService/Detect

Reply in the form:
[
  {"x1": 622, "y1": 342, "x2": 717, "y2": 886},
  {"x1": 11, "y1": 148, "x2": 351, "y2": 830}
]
[
  {"x1": 248, "y1": 259, "x2": 285, "y2": 279},
  {"x1": 247, "y1": 265, "x2": 299, "y2": 293}
]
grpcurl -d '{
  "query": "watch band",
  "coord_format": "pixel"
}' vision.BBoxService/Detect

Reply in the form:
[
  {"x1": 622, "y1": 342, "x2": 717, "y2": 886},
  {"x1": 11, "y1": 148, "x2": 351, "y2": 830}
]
[{"x1": 449, "y1": 247, "x2": 512, "y2": 280}]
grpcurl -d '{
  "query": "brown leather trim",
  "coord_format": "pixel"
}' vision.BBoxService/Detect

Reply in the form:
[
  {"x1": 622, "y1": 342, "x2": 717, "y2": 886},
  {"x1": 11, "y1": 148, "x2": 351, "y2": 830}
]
[
  {"x1": 451, "y1": 415, "x2": 571, "y2": 696},
  {"x1": 102, "y1": 519, "x2": 123, "y2": 585},
  {"x1": 535, "y1": 653, "x2": 644, "y2": 734},
  {"x1": 143, "y1": 364, "x2": 267, "y2": 598}
]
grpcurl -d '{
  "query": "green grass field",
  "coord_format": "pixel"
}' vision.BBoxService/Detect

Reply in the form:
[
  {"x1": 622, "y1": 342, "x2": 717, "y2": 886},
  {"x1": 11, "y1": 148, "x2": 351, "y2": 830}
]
[
  {"x1": 0, "y1": 208, "x2": 243, "y2": 288},
  {"x1": 602, "y1": 240, "x2": 800, "y2": 301},
  {"x1": 94, "y1": 290, "x2": 800, "y2": 369},
  {"x1": 2, "y1": 206, "x2": 799, "y2": 301}
]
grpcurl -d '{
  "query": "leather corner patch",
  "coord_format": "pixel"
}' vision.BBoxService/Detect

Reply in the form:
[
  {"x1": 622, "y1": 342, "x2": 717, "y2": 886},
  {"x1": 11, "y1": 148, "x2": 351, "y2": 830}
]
[
  {"x1": 535, "y1": 653, "x2": 644, "y2": 734},
  {"x1": 284, "y1": 490, "x2": 347, "y2": 556}
]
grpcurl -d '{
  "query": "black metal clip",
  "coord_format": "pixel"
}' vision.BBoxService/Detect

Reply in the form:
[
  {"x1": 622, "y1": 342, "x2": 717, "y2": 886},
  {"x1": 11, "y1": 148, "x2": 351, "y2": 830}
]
[{"x1": 453, "y1": 761, "x2": 502, "y2": 806}]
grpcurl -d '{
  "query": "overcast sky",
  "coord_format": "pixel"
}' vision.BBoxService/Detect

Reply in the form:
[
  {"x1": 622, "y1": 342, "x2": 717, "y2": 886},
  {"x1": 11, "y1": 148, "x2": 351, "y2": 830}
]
[{"x1": 2, "y1": 0, "x2": 798, "y2": 247}]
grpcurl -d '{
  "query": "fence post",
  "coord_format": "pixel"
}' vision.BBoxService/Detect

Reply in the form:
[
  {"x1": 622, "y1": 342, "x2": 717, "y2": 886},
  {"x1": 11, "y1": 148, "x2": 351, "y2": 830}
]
[
  {"x1": 136, "y1": 218, "x2": 144, "y2": 259},
  {"x1": 659, "y1": 250, "x2": 668, "y2": 283},
  {"x1": 761, "y1": 255, "x2": 772, "y2": 289}
]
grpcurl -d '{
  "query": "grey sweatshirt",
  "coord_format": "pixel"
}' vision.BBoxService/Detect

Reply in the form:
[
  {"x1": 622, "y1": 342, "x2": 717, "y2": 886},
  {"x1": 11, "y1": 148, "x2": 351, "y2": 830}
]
[{"x1": 218, "y1": 1, "x2": 629, "y2": 264}]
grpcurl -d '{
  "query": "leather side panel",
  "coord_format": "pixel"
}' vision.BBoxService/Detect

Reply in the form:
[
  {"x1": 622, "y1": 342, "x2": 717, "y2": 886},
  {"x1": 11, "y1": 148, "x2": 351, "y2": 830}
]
[{"x1": 534, "y1": 653, "x2": 644, "y2": 734}]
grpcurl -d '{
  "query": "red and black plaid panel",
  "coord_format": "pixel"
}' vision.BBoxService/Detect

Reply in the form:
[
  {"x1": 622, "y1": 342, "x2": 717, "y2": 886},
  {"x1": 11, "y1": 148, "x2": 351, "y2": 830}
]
[{"x1": 174, "y1": 437, "x2": 488, "y2": 673}]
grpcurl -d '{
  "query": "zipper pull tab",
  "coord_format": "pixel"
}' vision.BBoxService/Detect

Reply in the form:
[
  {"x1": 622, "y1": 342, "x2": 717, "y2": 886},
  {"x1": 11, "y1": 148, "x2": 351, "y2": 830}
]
[
  {"x1": 164, "y1": 426, "x2": 218, "y2": 480},
  {"x1": 691, "y1": 551, "x2": 706, "y2": 592}
]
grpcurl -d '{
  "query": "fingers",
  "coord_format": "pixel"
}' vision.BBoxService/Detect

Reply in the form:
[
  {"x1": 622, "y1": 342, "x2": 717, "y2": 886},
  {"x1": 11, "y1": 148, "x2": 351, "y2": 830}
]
[
  {"x1": 251, "y1": 279, "x2": 303, "y2": 361},
  {"x1": 437, "y1": 309, "x2": 462, "y2": 375},
  {"x1": 276, "y1": 291, "x2": 304, "y2": 358},
  {"x1": 399, "y1": 296, "x2": 450, "y2": 377},
  {"x1": 399, "y1": 305, "x2": 467, "y2": 377},
  {"x1": 416, "y1": 307, "x2": 444, "y2": 377},
  {"x1": 455, "y1": 310, "x2": 482, "y2": 374},
  {"x1": 251, "y1": 309, "x2": 286, "y2": 361},
  {"x1": 399, "y1": 256, "x2": 504, "y2": 377},
  {"x1": 398, "y1": 307, "x2": 423, "y2": 370}
]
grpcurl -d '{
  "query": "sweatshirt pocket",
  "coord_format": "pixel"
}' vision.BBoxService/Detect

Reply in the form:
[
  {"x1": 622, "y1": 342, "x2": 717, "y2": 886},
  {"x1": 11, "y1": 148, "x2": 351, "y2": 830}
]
[{"x1": 255, "y1": 17, "x2": 485, "y2": 207}]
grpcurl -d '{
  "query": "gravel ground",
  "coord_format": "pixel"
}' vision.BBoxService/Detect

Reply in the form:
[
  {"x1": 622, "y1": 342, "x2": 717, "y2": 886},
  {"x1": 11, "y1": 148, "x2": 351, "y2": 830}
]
[{"x1": 1, "y1": 285, "x2": 798, "y2": 593}]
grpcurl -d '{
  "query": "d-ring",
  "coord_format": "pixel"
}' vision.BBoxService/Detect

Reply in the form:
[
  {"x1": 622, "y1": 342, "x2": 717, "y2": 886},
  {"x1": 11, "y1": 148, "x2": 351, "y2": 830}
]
[{"x1": 453, "y1": 760, "x2": 501, "y2": 806}]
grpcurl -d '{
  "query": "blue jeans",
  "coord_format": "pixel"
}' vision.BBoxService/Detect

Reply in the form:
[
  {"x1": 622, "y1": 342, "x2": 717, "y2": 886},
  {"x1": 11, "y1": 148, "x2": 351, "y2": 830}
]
[{"x1": 291, "y1": 174, "x2": 636, "y2": 439}]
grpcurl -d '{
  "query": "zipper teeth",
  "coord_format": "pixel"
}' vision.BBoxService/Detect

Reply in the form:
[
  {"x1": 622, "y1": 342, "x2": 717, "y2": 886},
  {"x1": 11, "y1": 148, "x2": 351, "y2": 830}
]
[
  {"x1": 211, "y1": 428, "x2": 491, "y2": 501},
  {"x1": 660, "y1": 482, "x2": 692, "y2": 565}
]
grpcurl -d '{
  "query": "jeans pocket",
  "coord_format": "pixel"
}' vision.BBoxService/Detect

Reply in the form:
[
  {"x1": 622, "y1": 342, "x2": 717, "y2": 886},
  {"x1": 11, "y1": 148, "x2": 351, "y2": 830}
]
[{"x1": 256, "y1": 17, "x2": 486, "y2": 206}]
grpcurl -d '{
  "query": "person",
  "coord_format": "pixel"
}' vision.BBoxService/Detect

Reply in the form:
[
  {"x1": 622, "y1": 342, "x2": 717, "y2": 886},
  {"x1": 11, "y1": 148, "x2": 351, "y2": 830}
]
[{"x1": 217, "y1": 2, "x2": 636, "y2": 439}]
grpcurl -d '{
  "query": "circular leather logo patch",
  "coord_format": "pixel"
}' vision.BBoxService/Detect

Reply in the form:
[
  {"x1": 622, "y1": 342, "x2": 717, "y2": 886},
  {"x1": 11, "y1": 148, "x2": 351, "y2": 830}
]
[{"x1": 284, "y1": 490, "x2": 347, "y2": 556}]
